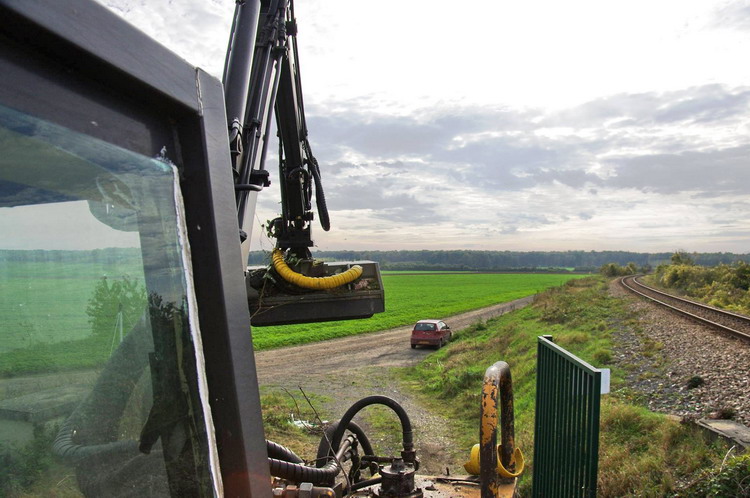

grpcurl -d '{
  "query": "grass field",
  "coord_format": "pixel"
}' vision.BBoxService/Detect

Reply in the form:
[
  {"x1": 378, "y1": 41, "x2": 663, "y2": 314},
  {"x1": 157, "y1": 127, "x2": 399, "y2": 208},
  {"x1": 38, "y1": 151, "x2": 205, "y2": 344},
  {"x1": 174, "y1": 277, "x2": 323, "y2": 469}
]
[
  {"x1": 1, "y1": 268, "x2": 582, "y2": 375},
  {"x1": 0, "y1": 256, "x2": 145, "y2": 376},
  {"x1": 251, "y1": 272, "x2": 586, "y2": 350},
  {"x1": 0, "y1": 260, "x2": 144, "y2": 353}
]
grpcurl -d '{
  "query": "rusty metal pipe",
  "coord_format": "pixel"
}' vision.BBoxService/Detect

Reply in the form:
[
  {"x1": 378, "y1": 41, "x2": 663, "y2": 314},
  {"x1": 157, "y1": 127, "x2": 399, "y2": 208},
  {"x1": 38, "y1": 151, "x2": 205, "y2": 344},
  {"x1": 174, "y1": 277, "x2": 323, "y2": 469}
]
[{"x1": 480, "y1": 361, "x2": 516, "y2": 497}]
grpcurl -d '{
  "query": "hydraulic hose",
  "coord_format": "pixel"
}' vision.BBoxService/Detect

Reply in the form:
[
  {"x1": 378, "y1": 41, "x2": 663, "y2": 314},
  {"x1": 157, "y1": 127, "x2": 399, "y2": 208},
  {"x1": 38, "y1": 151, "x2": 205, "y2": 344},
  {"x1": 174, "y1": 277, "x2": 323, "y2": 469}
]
[
  {"x1": 267, "y1": 439, "x2": 304, "y2": 464},
  {"x1": 328, "y1": 396, "x2": 415, "y2": 467},
  {"x1": 272, "y1": 248, "x2": 362, "y2": 290},
  {"x1": 53, "y1": 315, "x2": 151, "y2": 463},
  {"x1": 349, "y1": 476, "x2": 383, "y2": 493},
  {"x1": 306, "y1": 152, "x2": 330, "y2": 231},
  {"x1": 316, "y1": 420, "x2": 377, "y2": 475},
  {"x1": 268, "y1": 436, "x2": 354, "y2": 485},
  {"x1": 53, "y1": 417, "x2": 138, "y2": 462},
  {"x1": 268, "y1": 458, "x2": 340, "y2": 485}
]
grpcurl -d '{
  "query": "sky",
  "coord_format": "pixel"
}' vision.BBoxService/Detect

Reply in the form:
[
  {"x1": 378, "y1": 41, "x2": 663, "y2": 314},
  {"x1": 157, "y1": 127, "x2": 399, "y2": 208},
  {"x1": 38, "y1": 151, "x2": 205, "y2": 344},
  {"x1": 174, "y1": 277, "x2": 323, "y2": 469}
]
[{"x1": 94, "y1": 0, "x2": 750, "y2": 253}]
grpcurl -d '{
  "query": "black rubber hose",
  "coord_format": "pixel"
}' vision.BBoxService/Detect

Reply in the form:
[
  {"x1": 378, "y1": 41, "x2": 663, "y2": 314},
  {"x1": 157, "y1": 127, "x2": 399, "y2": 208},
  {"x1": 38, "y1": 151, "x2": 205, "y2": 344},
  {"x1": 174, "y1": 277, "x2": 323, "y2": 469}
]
[
  {"x1": 268, "y1": 437, "x2": 352, "y2": 485},
  {"x1": 53, "y1": 315, "x2": 152, "y2": 462},
  {"x1": 307, "y1": 154, "x2": 330, "y2": 231},
  {"x1": 268, "y1": 458, "x2": 339, "y2": 485},
  {"x1": 315, "y1": 420, "x2": 374, "y2": 468},
  {"x1": 267, "y1": 439, "x2": 304, "y2": 464},
  {"x1": 328, "y1": 396, "x2": 414, "y2": 463},
  {"x1": 53, "y1": 416, "x2": 138, "y2": 462}
]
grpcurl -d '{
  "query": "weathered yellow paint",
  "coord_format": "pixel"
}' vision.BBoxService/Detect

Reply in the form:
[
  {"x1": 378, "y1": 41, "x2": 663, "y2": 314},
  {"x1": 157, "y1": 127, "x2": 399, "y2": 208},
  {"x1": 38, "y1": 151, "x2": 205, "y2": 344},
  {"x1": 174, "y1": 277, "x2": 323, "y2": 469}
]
[
  {"x1": 463, "y1": 444, "x2": 525, "y2": 478},
  {"x1": 480, "y1": 382, "x2": 498, "y2": 445}
]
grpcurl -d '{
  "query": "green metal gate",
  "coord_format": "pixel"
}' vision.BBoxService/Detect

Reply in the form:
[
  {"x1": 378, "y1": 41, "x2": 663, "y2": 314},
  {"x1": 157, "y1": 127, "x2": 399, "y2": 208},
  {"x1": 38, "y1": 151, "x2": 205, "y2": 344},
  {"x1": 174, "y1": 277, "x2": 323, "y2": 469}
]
[{"x1": 532, "y1": 335, "x2": 604, "y2": 497}]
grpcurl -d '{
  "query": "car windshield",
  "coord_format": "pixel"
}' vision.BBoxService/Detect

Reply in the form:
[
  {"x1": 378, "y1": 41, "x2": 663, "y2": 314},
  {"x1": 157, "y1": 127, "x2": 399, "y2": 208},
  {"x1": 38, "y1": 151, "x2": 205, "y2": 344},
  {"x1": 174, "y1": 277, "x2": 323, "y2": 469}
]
[{"x1": 415, "y1": 323, "x2": 437, "y2": 331}]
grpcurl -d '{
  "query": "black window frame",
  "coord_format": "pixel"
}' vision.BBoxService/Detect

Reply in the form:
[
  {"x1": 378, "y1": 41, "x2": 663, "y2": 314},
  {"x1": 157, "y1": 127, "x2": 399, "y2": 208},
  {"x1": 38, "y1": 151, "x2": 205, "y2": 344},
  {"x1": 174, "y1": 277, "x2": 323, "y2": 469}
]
[{"x1": 0, "y1": 1, "x2": 271, "y2": 496}]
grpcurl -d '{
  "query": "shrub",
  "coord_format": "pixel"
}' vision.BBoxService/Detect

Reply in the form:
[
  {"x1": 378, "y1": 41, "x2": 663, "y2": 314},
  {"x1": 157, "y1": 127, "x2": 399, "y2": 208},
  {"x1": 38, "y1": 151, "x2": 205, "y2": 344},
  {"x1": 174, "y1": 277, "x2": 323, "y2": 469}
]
[
  {"x1": 686, "y1": 376, "x2": 705, "y2": 389},
  {"x1": 86, "y1": 275, "x2": 146, "y2": 338},
  {"x1": 683, "y1": 453, "x2": 750, "y2": 497}
]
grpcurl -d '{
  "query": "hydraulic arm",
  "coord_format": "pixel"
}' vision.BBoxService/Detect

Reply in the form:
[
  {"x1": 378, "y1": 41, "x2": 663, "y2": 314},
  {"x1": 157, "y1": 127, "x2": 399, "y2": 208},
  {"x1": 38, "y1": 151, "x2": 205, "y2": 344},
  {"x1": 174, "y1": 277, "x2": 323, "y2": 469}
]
[
  {"x1": 224, "y1": 0, "x2": 328, "y2": 264},
  {"x1": 223, "y1": 0, "x2": 383, "y2": 326}
]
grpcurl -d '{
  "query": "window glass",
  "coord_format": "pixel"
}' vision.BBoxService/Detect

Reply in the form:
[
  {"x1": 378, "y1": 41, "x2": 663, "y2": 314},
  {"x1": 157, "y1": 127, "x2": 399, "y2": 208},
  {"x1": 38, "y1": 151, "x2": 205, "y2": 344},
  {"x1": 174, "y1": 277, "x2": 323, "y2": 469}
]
[
  {"x1": 414, "y1": 323, "x2": 437, "y2": 331},
  {"x1": 0, "y1": 104, "x2": 217, "y2": 497}
]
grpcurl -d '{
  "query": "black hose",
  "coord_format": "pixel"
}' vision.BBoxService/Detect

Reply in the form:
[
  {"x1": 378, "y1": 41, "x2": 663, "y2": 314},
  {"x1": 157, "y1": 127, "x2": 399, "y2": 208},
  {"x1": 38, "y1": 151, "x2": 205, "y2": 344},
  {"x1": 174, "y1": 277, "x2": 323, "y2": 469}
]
[
  {"x1": 268, "y1": 435, "x2": 353, "y2": 485},
  {"x1": 268, "y1": 457, "x2": 340, "y2": 485},
  {"x1": 315, "y1": 420, "x2": 374, "y2": 467},
  {"x1": 328, "y1": 396, "x2": 414, "y2": 464},
  {"x1": 53, "y1": 315, "x2": 152, "y2": 462},
  {"x1": 305, "y1": 142, "x2": 330, "y2": 232},
  {"x1": 53, "y1": 416, "x2": 138, "y2": 462},
  {"x1": 267, "y1": 439, "x2": 304, "y2": 464}
]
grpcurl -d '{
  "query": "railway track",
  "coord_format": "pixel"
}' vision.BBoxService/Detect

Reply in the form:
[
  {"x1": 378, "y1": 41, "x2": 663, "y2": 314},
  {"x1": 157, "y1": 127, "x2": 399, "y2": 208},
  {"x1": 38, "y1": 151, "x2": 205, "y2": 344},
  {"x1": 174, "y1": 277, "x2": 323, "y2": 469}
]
[{"x1": 620, "y1": 275, "x2": 750, "y2": 343}]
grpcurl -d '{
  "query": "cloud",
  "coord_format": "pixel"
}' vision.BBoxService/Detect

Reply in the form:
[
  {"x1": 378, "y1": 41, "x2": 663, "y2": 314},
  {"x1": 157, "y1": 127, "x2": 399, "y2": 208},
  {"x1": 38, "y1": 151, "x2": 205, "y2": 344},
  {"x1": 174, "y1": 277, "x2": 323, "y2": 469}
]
[
  {"x1": 85, "y1": 0, "x2": 750, "y2": 252},
  {"x1": 605, "y1": 145, "x2": 750, "y2": 196},
  {"x1": 711, "y1": 1, "x2": 750, "y2": 32},
  {"x1": 304, "y1": 84, "x2": 750, "y2": 230},
  {"x1": 94, "y1": 0, "x2": 233, "y2": 77}
]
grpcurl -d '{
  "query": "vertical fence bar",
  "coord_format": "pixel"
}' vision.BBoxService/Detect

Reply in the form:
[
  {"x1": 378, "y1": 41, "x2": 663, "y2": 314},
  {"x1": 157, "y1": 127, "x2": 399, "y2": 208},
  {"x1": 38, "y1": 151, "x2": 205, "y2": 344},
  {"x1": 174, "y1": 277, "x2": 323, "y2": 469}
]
[{"x1": 532, "y1": 336, "x2": 603, "y2": 497}]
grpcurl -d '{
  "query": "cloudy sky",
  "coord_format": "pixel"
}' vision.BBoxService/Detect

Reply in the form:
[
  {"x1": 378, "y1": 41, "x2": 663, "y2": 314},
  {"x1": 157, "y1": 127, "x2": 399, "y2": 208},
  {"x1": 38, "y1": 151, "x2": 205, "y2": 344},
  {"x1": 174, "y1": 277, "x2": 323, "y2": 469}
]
[{"x1": 96, "y1": 0, "x2": 750, "y2": 253}]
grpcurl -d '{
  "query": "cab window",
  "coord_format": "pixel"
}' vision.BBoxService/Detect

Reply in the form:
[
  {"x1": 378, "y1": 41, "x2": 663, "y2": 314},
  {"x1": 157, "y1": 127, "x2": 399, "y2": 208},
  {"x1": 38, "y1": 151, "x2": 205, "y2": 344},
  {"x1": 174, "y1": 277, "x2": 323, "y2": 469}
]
[{"x1": 0, "y1": 104, "x2": 219, "y2": 496}]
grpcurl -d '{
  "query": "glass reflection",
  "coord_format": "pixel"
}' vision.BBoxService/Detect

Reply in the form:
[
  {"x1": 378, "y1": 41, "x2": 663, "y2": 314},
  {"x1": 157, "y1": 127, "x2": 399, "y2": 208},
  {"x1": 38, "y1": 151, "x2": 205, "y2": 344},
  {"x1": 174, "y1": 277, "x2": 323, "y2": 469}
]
[{"x1": 0, "y1": 104, "x2": 214, "y2": 497}]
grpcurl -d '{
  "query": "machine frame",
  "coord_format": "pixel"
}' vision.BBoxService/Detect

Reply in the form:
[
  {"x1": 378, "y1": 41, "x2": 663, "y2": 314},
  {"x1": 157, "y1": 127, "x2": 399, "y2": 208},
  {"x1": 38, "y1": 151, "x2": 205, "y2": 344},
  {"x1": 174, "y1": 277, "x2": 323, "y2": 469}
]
[{"x1": 0, "y1": 1, "x2": 272, "y2": 495}]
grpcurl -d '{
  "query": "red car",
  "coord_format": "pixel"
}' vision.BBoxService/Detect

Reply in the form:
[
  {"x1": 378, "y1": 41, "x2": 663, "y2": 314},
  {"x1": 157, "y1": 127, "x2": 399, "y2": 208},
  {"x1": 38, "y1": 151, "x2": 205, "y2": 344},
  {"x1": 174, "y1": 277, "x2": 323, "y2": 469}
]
[{"x1": 410, "y1": 319, "x2": 452, "y2": 349}]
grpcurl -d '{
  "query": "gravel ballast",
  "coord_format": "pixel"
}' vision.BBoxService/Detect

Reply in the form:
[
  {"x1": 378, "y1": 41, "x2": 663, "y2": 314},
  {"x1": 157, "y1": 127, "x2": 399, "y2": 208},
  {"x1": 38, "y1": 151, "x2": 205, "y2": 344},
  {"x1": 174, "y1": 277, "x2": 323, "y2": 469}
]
[{"x1": 610, "y1": 280, "x2": 750, "y2": 427}]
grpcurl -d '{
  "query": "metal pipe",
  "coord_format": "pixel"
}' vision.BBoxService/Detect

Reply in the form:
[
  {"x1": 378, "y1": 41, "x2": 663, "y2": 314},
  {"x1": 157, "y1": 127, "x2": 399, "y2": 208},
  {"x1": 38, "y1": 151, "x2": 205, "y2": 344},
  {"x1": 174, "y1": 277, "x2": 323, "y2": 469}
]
[{"x1": 480, "y1": 361, "x2": 516, "y2": 497}]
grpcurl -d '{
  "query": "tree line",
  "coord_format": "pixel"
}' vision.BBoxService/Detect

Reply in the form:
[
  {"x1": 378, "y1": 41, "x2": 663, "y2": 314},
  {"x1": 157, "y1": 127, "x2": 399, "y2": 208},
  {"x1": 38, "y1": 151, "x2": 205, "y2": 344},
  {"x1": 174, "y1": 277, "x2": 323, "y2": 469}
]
[{"x1": 248, "y1": 249, "x2": 750, "y2": 272}]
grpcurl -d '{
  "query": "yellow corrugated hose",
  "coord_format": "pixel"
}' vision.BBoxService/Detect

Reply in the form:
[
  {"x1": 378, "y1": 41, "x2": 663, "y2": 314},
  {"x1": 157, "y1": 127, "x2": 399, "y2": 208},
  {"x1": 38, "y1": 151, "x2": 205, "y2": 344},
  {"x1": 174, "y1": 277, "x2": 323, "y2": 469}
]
[{"x1": 272, "y1": 249, "x2": 363, "y2": 290}]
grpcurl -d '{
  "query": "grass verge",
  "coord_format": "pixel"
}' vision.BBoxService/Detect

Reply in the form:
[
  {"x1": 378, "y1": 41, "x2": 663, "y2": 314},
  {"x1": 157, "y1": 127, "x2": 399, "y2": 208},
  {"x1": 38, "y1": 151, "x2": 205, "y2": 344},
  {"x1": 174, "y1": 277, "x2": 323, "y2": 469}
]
[{"x1": 399, "y1": 276, "x2": 743, "y2": 496}]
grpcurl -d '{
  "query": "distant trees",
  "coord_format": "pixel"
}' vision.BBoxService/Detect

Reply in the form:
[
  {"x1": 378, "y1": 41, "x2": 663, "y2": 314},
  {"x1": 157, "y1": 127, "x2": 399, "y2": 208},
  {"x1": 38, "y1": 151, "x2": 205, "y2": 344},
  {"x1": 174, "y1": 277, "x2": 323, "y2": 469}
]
[
  {"x1": 245, "y1": 249, "x2": 750, "y2": 272},
  {"x1": 670, "y1": 250, "x2": 695, "y2": 266},
  {"x1": 599, "y1": 262, "x2": 640, "y2": 277}
]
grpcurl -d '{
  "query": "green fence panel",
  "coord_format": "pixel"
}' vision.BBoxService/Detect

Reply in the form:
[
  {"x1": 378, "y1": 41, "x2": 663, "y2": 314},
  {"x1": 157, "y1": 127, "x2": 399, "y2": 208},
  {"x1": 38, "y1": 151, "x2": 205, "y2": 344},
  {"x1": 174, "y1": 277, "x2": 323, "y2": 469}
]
[{"x1": 532, "y1": 336, "x2": 602, "y2": 497}]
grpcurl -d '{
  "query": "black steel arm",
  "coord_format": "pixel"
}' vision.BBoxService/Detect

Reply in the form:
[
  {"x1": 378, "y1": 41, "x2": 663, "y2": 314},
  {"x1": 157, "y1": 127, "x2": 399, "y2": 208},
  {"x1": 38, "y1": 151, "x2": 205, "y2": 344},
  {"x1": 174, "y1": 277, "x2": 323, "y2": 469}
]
[{"x1": 223, "y1": 0, "x2": 329, "y2": 260}]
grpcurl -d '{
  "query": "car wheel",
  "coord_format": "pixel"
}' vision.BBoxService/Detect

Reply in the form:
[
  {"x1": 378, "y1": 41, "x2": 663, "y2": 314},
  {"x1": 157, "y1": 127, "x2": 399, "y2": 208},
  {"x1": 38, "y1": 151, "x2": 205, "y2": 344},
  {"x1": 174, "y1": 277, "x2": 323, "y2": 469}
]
[{"x1": 411, "y1": 344, "x2": 416, "y2": 349}]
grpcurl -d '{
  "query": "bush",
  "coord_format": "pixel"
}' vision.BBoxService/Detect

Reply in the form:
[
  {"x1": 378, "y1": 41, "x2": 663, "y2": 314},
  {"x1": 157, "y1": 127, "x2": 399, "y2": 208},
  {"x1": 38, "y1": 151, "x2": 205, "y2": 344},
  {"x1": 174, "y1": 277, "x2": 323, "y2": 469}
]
[
  {"x1": 0, "y1": 424, "x2": 56, "y2": 495},
  {"x1": 651, "y1": 261, "x2": 750, "y2": 315},
  {"x1": 86, "y1": 276, "x2": 146, "y2": 338},
  {"x1": 686, "y1": 376, "x2": 705, "y2": 389},
  {"x1": 683, "y1": 453, "x2": 750, "y2": 497}
]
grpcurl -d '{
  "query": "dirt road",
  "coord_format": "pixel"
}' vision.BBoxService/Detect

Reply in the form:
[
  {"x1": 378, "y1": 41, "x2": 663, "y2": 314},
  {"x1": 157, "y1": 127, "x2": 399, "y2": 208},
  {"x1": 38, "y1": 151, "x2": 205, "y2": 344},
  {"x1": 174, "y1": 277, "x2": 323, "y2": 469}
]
[
  {"x1": 254, "y1": 295, "x2": 534, "y2": 383},
  {"x1": 254, "y1": 295, "x2": 534, "y2": 474}
]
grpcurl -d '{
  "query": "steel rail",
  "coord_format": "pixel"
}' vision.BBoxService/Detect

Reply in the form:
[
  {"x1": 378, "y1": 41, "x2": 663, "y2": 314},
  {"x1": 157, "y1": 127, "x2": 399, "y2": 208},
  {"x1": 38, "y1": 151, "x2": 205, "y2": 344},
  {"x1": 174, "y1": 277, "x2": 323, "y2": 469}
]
[{"x1": 620, "y1": 275, "x2": 750, "y2": 343}]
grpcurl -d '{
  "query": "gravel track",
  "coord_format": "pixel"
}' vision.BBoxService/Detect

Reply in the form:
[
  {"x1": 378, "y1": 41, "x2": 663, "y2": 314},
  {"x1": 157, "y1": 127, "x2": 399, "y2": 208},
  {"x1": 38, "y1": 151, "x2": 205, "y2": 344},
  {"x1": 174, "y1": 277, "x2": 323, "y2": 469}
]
[
  {"x1": 254, "y1": 296, "x2": 534, "y2": 474},
  {"x1": 611, "y1": 280, "x2": 750, "y2": 426}
]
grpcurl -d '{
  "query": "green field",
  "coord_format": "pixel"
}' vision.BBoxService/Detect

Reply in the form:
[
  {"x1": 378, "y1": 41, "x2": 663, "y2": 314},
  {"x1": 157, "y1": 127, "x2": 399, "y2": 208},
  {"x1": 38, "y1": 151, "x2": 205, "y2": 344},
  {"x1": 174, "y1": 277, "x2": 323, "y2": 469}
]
[
  {"x1": 0, "y1": 259, "x2": 144, "y2": 353},
  {"x1": 251, "y1": 272, "x2": 586, "y2": 350},
  {"x1": 0, "y1": 254, "x2": 145, "y2": 376},
  {"x1": 1, "y1": 261, "x2": 582, "y2": 375}
]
